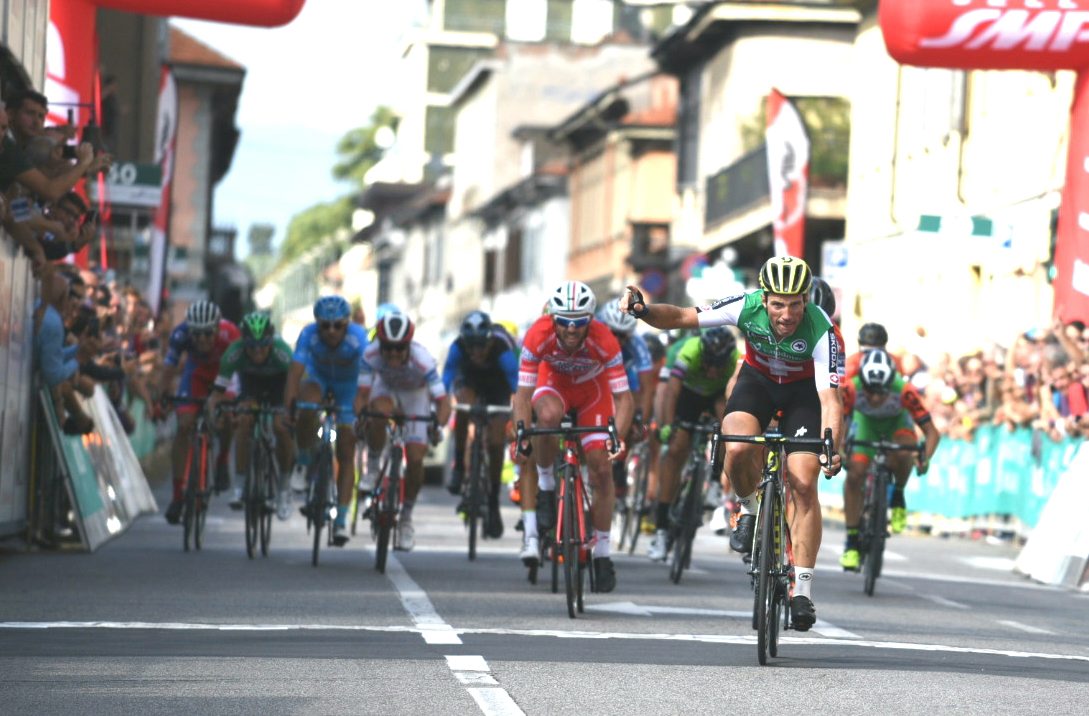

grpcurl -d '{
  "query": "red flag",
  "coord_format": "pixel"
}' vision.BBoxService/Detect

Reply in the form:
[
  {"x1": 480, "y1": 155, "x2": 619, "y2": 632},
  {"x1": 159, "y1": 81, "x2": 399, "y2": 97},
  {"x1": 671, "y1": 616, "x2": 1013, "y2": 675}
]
[
  {"x1": 148, "y1": 67, "x2": 178, "y2": 318},
  {"x1": 1053, "y1": 71, "x2": 1089, "y2": 323},
  {"x1": 765, "y1": 89, "x2": 809, "y2": 258}
]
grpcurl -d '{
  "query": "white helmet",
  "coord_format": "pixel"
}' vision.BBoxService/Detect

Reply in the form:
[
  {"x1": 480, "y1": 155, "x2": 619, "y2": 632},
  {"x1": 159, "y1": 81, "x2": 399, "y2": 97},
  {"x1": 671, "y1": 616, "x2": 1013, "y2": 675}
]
[
  {"x1": 596, "y1": 299, "x2": 636, "y2": 335},
  {"x1": 859, "y1": 348, "x2": 896, "y2": 392},
  {"x1": 186, "y1": 300, "x2": 220, "y2": 330},
  {"x1": 549, "y1": 280, "x2": 596, "y2": 317}
]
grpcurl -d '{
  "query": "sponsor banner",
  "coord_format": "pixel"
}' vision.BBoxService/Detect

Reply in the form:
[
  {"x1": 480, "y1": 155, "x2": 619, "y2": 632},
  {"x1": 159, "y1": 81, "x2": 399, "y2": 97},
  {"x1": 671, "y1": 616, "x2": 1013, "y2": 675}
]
[
  {"x1": 40, "y1": 386, "x2": 158, "y2": 552},
  {"x1": 1053, "y1": 71, "x2": 1089, "y2": 322},
  {"x1": 148, "y1": 67, "x2": 178, "y2": 317},
  {"x1": 765, "y1": 89, "x2": 809, "y2": 259},
  {"x1": 880, "y1": 0, "x2": 1089, "y2": 71}
]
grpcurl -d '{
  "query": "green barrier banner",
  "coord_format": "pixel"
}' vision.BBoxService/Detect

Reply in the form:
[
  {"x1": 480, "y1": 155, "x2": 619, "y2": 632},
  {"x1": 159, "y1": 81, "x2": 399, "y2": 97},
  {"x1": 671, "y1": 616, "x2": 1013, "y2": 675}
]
[{"x1": 820, "y1": 424, "x2": 1081, "y2": 528}]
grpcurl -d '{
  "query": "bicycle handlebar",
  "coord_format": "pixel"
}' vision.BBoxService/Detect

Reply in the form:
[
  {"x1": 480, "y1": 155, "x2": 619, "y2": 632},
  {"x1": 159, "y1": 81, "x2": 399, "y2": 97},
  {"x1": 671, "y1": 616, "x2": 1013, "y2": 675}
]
[
  {"x1": 711, "y1": 427, "x2": 836, "y2": 479},
  {"x1": 847, "y1": 439, "x2": 925, "y2": 456},
  {"x1": 453, "y1": 403, "x2": 512, "y2": 417},
  {"x1": 514, "y1": 416, "x2": 619, "y2": 457},
  {"x1": 219, "y1": 403, "x2": 288, "y2": 416},
  {"x1": 358, "y1": 409, "x2": 437, "y2": 426}
]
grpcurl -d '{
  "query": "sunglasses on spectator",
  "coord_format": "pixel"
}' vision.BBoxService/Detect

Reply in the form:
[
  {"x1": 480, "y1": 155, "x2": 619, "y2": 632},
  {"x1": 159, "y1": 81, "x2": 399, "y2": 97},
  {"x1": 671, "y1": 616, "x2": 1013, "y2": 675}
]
[
  {"x1": 553, "y1": 315, "x2": 591, "y2": 329},
  {"x1": 319, "y1": 320, "x2": 348, "y2": 331},
  {"x1": 381, "y1": 343, "x2": 409, "y2": 353}
]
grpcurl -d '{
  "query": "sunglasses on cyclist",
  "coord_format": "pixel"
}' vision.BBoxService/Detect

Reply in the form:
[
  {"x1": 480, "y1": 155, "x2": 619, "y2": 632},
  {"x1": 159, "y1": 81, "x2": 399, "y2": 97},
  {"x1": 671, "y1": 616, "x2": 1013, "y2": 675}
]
[
  {"x1": 319, "y1": 320, "x2": 348, "y2": 331},
  {"x1": 553, "y1": 314, "x2": 591, "y2": 329},
  {"x1": 191, "y1": 328, "x2": 215, "y2": 338},
  {"x1": 381, "y1": 343, "x2": 410, "y2": 353},
  {"x1": 244, "y1": 338, "x2": 273, "y2": 349}
]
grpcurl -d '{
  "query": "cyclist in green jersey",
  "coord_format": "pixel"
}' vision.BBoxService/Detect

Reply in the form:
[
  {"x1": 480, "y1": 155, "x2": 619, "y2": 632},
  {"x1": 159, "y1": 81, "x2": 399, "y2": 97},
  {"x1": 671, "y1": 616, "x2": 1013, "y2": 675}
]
[
  {"x1": 839, "y1": 348, "x2": 940, "y2": 569},
  {"x1": 622, "y1": 255, "x2": 843, "y2": 631},
  {"x1": 648, "y1": 327, "x2": 738, "y2": 560},
  {"x1": 206, "y1": 312, "x2": 296, "y2": 520}
]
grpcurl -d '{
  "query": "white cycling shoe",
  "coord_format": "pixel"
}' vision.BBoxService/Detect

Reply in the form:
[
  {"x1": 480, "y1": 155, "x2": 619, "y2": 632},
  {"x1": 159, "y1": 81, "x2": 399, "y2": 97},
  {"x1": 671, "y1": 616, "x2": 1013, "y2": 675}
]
[
  {"x1": 395, "y1": 519, "x2": 415, "y2": 551},
  {"x1": 647, "y1": 529, "x2": 670, "y2": 561}
]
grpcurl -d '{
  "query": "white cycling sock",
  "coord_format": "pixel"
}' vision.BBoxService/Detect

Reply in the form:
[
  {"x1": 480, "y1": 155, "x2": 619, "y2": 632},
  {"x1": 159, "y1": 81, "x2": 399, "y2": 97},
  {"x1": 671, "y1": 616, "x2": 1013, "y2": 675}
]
[
  {"x1": 737, "y1": 491, "x2": 757, "y2": 515},
  {"x1": 537, "y1": 465, "x2": 555, "y2": 491},
  {"x1": 522, "y1": 511, "x2": 538, "y2": 537},
  {"x1": 593, "y1": 529, "x2": 611, "y2": 557},
  {"x1": 794, "y1": 567, "x2": 814, "y2": 599}
]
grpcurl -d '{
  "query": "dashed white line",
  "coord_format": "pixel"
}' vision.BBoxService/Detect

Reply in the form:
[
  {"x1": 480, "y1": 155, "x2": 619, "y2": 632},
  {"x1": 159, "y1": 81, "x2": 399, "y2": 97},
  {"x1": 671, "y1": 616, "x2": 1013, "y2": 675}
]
[
  {"x1": 920, "y1": 594, "x2": 971, "y2": 610},
  {"x1": 998, "y1": 619, "x2": 1054, "y2": 636},
  {"x1": 467, "y1": 686, "x2": 525, "y2": 716},
  {"x1": 446, "y1": 655, "x2": 525, "y2": 716},
  {"x1": 385, "y1": 554, "x2": 462, "y2": 644}
]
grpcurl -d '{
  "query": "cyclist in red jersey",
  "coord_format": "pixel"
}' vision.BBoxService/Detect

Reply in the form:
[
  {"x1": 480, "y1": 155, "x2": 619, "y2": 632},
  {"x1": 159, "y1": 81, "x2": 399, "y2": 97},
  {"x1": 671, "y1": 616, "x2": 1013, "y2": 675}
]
[
  {"x1": 511, "y1": 281, "x2": 634, "y2": 592},
  {"x1": 158, "y1": 300, "x2": 241, "y2": 524}
]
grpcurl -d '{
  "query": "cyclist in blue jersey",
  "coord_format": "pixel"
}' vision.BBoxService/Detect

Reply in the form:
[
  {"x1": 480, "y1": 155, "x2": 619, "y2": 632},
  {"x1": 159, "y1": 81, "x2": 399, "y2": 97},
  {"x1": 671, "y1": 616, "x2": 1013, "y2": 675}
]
[
  {"x1": 442, "y1": 310, "x2": 519, "y2": 538},
  {"x1": 283, "y1": 295, "x2": 370, "y2": 546}
]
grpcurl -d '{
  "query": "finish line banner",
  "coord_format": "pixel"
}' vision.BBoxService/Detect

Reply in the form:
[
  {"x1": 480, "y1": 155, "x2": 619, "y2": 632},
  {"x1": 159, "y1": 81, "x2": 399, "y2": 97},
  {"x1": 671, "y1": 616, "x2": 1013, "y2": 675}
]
[{"x1": 42, "y1": 386, "x2": 158, "y2": 551}]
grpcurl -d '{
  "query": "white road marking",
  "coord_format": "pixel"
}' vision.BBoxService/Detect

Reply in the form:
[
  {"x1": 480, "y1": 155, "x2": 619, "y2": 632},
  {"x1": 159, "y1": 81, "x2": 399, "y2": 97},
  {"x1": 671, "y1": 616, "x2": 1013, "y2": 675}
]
[
  {"x1": 920, "y1": 594, "x2": 970, "y2": 610},
  {"x1": 962, "y1": 556, "x2": 1018, "y2": 572},
  {"x1": 385, "y1": 554, "x2": 461, "y2": 645},
  {"x1": 2, "y1": 621, "x2": 1083, "y2": 663},
  {"x1": 467, "y1": 687, "x2": 525, "y2": 716},
  {"x1": 585, "y1": 601, "x2": 859, "y2": 639},
  {"x1": 446, "y1": 655, "x2": 489, "y2": 671},
  {"x1": 998, "y1": 620, "x2": 1054, "y2": 636},
  {"x1": 812, "y1": 620, "x2": 861, "y2": 639},
  {"x1": 446, "y1": 655, "x2": 525, "y2": 716}
]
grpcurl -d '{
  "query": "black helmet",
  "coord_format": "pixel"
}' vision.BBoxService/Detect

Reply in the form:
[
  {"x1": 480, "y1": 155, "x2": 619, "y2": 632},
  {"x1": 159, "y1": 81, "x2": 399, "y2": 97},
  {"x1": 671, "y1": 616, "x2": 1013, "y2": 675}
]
[
  {"x1": 809, "y1": 277, "x2": 836, "y2": 317},
  {"x1": 460, "y1": 310, "x2": 492, "y2": 347},
  {"x1": 859, "y1": 348, "x2": 896, "y2": 393},
  {"x1": 858, "y1": 322, "x2": 888, "y2": 348},
  {"x1": 700, "y1": 327, "x2": 737, "y2": 361}
]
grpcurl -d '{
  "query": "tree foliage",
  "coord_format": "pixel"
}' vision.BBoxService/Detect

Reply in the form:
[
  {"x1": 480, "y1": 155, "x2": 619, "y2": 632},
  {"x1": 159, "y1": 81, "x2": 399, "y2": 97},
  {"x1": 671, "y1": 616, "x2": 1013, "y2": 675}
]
[{"x1": 273, "y1": 105, "x2": 397, "y2": 268}]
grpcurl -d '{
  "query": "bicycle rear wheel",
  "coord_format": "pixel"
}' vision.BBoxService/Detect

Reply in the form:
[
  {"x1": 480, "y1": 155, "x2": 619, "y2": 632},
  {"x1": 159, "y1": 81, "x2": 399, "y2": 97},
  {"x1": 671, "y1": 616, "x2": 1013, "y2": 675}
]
[
  {"x1": 311, "y1": 444, "x2": 333, "y2": 567},
  {"x1": 374, "y1": 458, "x2": 396, "y2": 573},
  {"x1": 755, "y1": 480, "x2": 778, "y2": 666},
  {"x1": 864, "y1": 470, "x2": 889, "y2": 596},
  {"x1": 244, "y1": 451, "x2": 260, "y2": 559},
  {"x1": 561, "y1": 469, "x2": 578, "y2": 619},
  {"x1": 182, "y1": 443, "x2": 198, "y2": 553},
  {"x1": 466, "y1": 438, "x2": 484, "y2": 561},
  {"x1": 625, "y1": 443, "x2": 650, "y2": 555},
  {"x1": 193, "y1": 436, "x2": 210, "y2": 551}
]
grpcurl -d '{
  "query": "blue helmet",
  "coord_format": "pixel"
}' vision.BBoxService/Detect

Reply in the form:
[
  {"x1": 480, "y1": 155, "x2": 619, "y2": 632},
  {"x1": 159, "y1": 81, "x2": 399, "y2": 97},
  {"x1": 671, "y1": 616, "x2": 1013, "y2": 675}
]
[
  {"x1": 375, "y1": 302, "x2": 401, "y2": 322},
  {"x1": 313, "y1": 295, "x2": 351, "y2": 322}
]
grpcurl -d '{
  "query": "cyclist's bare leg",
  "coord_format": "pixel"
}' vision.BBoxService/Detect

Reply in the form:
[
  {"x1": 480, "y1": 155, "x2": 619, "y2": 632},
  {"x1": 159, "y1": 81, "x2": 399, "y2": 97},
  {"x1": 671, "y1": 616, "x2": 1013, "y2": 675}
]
[
  {"x1": 721, "y1": 411, "x2": 763, "y2": 498},
  {"x1": 272, "y1": 413, "x2": 295, "y2": 476},
  {"x1": 335, "y1": 427, "x2": 357, "y2": 517},
  {"x1": 842, "y1": 456, "x2": 868, "y2": 529},
  {"x1": 889, "y1": 430, "x2": 916, "y2": 488},
  {"x1": 531, "y1": 392, "x2": 564, "y2": 472},
  {"x1": 365, "y1": 395, "x2": 396, "y2": 458},
  {"x1": 658, "y1": 428, "x2": 690, "y2": 505},
  {"x1": 785, "y1": 452, "x2": 822, "y2": 569},
  {"x1": 234, "y1": 409, "x2": 255, "y2": 481},
  {"x1": 403, "y1": 443, "x2": 428, "y2": 504},
  {"x1": 585, "y1": 447, "x2": 615, "y2": 533},
  {"x1": 295, "y1": 381, "x2": 322, "y2": 454},
  {"x1": 172, "y1": 412, "x2": 197, "y2": 498},
  {"x1": 453, "y1": 387, "x2": 477, "y2": 473},
  {"x1": 486, "y1": 416, "x2": 507, "y2": 498}
]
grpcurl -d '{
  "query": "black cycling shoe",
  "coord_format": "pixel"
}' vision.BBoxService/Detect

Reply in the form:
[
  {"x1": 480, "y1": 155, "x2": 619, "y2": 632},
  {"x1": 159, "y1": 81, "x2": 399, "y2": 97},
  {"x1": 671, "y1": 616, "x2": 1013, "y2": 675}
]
[
  {"x1": 593, "y1": 557, "x2": 617, "y2": 593},
  {"x1": 790, "y1": 596, "x2": 817, "y2": 631},
  {"x1": 537, "y1": 490, "x2": 556, "y2": 532},
  {"x1": 729, "y1": 513, "x2": 756, "y2": 554},
  {"x1": 165, "y1": 498, "x2": 183, "y2": 525},
  {"x1": 446, "y1": 466, "x2": 465, "y2": 496},
  {"x1": 485, "y1": 508, "x2": 503, "y2": 539}
]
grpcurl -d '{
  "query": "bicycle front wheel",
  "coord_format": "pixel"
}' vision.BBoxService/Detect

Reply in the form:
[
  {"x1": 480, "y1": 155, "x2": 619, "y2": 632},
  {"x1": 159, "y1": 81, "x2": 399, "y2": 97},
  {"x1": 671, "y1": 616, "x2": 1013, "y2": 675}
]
[
  {"x1": 625, "y1": 443, "x2": 650, "y2": 555},
  {"x1": 467, "y1": 438, "x2": 484, "y2": 561},
  {"x1": 670, "y1": 463, "x2": 701, "y2": 584},
  {"x1": 374, "y1": 460, "x2": 397, "y2": 573},
  {"x1": 244, "y1": 452, "x2": 260, "y2": 559},
  {"x1": 259, "y1": 444, "x2": 276, "y2": 557},
  {"x1": 562, "y1": 469, "x2": 579, "y2": 619},
  {"x1": 193, "y1": 436, "x2": 210, "y2": 551},
  {"x1": 864, "y1": 470, "x2": 889, "y2": 596},
  {"x1": 755, "y1": 479, "x2": 779, "y2": 666},
  {"x1": 311, "y1": 445, "x2": 333, "y2": 567}
]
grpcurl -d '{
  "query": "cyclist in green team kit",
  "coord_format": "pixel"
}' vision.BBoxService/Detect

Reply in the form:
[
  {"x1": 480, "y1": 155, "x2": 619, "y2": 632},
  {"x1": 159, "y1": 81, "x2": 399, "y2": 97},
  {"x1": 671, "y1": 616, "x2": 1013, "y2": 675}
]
[
  {"x1": 621, "y1": 256, "x2": 842, "y2": 630},
  {"x1": 205, "y1": 312, "x2": 296, "y2": 520}
]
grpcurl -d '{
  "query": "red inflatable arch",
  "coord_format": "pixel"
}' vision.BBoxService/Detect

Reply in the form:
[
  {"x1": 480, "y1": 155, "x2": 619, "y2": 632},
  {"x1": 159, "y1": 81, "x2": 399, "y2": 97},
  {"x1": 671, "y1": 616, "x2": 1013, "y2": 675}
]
[
  {"x1": 881, "y1": 0, "x2": 1089, "y2": 321},
  {"x1": 94, "y1": 0, "x2": 305, "y2": 27}
]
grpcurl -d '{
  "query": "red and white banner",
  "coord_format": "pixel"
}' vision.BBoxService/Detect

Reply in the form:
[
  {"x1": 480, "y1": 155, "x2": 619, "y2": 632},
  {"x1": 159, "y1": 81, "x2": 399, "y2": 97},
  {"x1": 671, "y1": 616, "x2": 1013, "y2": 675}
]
[
  {"x1": 765, "y1": 88, "x2": 809, "y2": 259},
  {"x1": 880, "y1": 0, "x2": 1089, "y2": 322},
  {"x1": 148, "y1": 67, "x2": 178, "y2": 317}
]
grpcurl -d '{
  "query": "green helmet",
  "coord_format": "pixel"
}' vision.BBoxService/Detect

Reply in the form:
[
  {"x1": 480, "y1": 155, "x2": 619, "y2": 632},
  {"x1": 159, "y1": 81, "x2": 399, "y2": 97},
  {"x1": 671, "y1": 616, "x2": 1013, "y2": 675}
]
[{"x1": 241, "y1": 311, "x2": 274, "y2": 345}]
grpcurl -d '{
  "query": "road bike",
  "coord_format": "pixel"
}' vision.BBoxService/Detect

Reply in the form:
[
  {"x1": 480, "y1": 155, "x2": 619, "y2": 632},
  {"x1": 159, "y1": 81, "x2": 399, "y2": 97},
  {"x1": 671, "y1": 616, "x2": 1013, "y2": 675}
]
[
  {"x1": 847, "y1": 438, "x2": 925, "y2": 596},
  {"x1": 712, "y1": 427, "x2": 834, "y2": 665},
  {"x1": 295, "y1": 393, "x2": 340, "y2": 567},
  {"x1": 614, "y1": 415, "x2": 651, "y2": 555},
  {"x1": 667, "y1": 416, "x2": 718, "y2": 584},
  {"x1": 168, "y1": 395, "x2": 219, "y2": 553},
  {"x1": 453, "y1": 401, "x2": 512, "y2": 561},
  {"x1": 222, "y1": 402, "x2": 284, "y2": 559},
  {"x1": 516, "y1": 412, "x2": 619, "y2": 619},
  {"x1": 358, "y1": 409, "x2": 436, "y2": 573}
]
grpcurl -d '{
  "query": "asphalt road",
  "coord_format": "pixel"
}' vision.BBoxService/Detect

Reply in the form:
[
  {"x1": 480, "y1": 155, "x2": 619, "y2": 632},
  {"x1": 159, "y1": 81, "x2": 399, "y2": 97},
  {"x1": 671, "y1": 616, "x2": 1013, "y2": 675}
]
[{"x1": 2, "y1": 479, "x2": 1087, "y2": 715}]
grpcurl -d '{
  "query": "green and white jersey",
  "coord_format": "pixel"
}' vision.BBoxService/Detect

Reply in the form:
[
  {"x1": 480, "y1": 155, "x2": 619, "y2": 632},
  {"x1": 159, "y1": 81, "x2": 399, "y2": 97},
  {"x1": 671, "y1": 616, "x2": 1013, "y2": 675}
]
[
  {"x1": 670, "y1": 336, "x2": 737, "y2": 397},
  {"x1": 213, "y1": 337, "x2": 293, "y2": 390},
  {"x1": 695, "y1": 290, "x2": 839, "y2": 389}
]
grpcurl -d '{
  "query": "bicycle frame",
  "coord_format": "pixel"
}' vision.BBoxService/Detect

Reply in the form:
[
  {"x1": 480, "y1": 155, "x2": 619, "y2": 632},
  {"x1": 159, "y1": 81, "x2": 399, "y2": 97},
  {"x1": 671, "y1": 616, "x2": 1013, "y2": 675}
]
[
  {"x1": 453, "y1": 402, "x2": 512, "y2": 561},
  {"x1": 668, "y1": 416, "x2": 718, "y2": 584},
  {"x1": 712, "y1": 427, "x2": 834, "y2": 665},
  {"x1": 295, "y1": 395, "x2": 339, "y2": 567},
  {"x1": 515, "y1": 414, "x2": 619, "y2": 619},
  {"x1": 223, "y1": 402, "x2": 284, "y2": 559},
  {"x1": 170, "y1": 395, "x2": 216, "y2": 553}
]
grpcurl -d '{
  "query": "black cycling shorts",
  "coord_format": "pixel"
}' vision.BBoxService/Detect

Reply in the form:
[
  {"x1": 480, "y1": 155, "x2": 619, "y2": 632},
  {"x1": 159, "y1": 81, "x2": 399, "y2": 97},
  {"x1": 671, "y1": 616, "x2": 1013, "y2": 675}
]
[
  {"x1": 453, "y1": 372, "x2": 512, "y2": 408},
  {"x1": 240, "y1": 373, "x2": 288, "y2": 407},
  {"x1": 724, "y1": 363, "x2": 822, "y2": 455},
  {"x1": 675, "y1": 385, "x2": 722, "y2": 426}
]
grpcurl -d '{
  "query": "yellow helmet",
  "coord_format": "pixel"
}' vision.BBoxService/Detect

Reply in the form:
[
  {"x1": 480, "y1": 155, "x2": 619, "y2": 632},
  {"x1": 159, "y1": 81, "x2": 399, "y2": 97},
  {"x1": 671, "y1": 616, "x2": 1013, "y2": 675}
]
[{"x1": 758, "y1": 256, "x2": 812, "y2": 296}]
